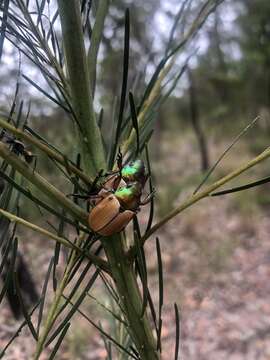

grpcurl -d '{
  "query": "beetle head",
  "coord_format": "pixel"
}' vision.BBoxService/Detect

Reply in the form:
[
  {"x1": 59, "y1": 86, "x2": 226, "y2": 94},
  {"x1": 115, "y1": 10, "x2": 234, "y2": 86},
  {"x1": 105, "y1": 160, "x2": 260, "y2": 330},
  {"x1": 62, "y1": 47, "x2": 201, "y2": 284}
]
[{"x1": 122, "y1": 159, "x2": 146, "y2": 184}]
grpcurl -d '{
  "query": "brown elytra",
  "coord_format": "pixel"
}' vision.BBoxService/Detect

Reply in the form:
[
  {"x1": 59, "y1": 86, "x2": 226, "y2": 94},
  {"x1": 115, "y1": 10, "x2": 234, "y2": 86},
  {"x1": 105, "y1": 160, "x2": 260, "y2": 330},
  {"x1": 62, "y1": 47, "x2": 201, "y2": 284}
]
[{"x1": 88, "y1": 194, "x2": 135, "y2": 236}]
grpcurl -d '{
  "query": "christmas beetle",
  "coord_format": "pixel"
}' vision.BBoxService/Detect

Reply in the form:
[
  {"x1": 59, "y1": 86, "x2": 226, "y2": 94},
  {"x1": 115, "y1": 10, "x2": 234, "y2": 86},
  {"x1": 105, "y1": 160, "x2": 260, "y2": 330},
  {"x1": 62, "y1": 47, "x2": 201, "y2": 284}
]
[
  {"x1": 70, "y1": 156, "x2": 153, "y2": 236},
  {"x1": 88, "y1": 181, "x2": 153, "y2": 236}
]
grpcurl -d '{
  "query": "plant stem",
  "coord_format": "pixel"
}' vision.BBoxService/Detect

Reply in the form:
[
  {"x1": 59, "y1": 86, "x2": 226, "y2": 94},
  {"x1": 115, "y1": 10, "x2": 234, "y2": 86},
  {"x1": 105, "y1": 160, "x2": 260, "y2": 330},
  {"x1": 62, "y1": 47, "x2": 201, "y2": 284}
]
[
  {"x1": 102, "y1": 234, "x2": 160, "y2": 360},
  {"x1": 34, "y1": 249, "x2": 78, "y2": 359},
  {"x1": 0, "y1": 142, "x2": 88, "y2": 223},
  {"x1": 0, "y1": 118, "x2": 93, "y2": 185},
  {"x1": 144, "y1": 145, "x2": 270, "y2": 243},
  {"x1": 0, "y1": 207, "x2": 77, "y2": 249},
  {"x1": 87, "y1": 0, "x2": 110, "y2": 97},
  {"x1": 57, "y1": 0, "x2": 106, "y2": 176},
  {"x1": 0, "y1": 207, "x2": 109, "y2": 272}
]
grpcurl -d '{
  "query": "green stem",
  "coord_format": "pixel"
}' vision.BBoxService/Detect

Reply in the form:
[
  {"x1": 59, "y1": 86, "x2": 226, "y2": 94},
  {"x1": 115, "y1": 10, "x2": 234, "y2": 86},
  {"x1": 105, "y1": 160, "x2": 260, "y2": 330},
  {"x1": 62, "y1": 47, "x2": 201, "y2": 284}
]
[
  {"x1": 0, "y1": 207, "x2": 109, "y2": 272},
  {"x1": 102, "y1": 234, "x2": 160, "y2": 360},
  {"x1": 0, "y1": 207, "x2": 78, "y2": 249},
  {"x1": 87, "y1": 0, "x2": 110, "y2": 97},
  {"x1": 0, "y1": 118, "x2": 93, "y2": 185},
  {"x1": 57, "y1": 0, "x2": 106, "y2": 175},
  {"x1": 0, "y1": 142, "x2": 88, "y2": 223},
  {"x1": 34, "y1": 249, "x2": 78, "y2": 359},
  {"x1": 144, "y1": 145, "x2": 270, "y2": 243}
]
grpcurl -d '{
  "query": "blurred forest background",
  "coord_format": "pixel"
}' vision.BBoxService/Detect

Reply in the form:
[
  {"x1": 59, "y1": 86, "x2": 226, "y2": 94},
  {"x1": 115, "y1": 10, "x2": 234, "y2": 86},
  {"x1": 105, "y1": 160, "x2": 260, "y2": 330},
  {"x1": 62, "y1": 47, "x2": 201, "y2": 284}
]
[{"x1": 1, "y1": 0, "x2": 270, "y2": 359}]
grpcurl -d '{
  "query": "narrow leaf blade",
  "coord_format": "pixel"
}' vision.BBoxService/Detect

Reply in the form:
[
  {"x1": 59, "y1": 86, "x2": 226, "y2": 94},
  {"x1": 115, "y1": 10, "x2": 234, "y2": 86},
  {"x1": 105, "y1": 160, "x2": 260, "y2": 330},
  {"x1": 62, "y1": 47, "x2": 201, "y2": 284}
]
[
  {"x1": 109, "y1": 9, "x2": 130, "y2": 168},
  {"x1": 211, "y1": 175, "x2": 270, "y2": 196},
  {"x1": 129, "y1": 92, "x2": 140, "y2": 157},
  {"x1": 174, "y1": 303, "x2": 180, "y2": 360}
]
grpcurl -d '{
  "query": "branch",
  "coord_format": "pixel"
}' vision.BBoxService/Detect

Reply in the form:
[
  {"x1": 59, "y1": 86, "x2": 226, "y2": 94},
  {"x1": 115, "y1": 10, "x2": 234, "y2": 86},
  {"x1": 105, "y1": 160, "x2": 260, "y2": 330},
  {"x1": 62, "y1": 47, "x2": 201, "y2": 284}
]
[
  {"x1": 0, "y1": 142, "x2": 88, "y2": 223},
  {"x1": 128, "y1": 145, "x2": 270, "y2": 256},
  {"x1": 0, "y1": 118, "x2": 93, "y2": 185},
  {"x1": 87, "y1": 0, "x2": 110, "y2": 97},
  {"x1": 101, "y1": 234, "x2": 159, "y2": 359},
  {"x1": 0, "y1": 207, "x2": 109, "y2": 272},
  {"x1": 57, "y1": 0, "x2": 106, "y2": 175}
]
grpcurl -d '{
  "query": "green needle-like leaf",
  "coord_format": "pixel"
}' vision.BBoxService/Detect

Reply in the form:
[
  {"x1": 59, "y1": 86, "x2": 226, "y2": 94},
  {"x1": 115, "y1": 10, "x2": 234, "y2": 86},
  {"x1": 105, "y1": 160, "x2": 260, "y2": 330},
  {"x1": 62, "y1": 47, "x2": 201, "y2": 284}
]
[{"x1": 211, "y1": 175, "x2": 270, "y2": 196}]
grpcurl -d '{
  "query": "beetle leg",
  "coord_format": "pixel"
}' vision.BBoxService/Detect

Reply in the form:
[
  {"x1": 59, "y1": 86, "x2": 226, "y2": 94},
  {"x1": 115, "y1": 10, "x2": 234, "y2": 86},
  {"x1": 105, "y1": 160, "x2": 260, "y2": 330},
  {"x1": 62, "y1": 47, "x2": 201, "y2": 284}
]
[
  {"x1": 31, "y1": 154, "x2": 37, "y2": 173},
  {"x1": 116, "y1": 148, "x2": 124, "y2": 185},
  {"x1": 102, "y1": 173, "x2": 123, "y2": 191},
  {"x1": 90, "y1": 169, "x2": 104, "y2": 191},
  {"x1": 112, "y1": 174, "x2": 122, "y2": 191},
  {"x1": 116, "y1": 148, "x2": 123, "y2": 171},
  {"x1": 140, "y1": 190, "x2": 155, "y2": 205},
  {"x1": 89, "y1": 189, "x2": 112, "y2": 205},
  {"x1": 88, "y1": 194, "x2": 104, "y2": 202},
  {"x1": 67, "y1": 193, "x2": 90, "y2": 200},
  {"x1": 141, "y1": 173, "x2": 150, "y2": 187},
  {"x1": 102, "y1": 149, "x2": 124, "y2": 191}
]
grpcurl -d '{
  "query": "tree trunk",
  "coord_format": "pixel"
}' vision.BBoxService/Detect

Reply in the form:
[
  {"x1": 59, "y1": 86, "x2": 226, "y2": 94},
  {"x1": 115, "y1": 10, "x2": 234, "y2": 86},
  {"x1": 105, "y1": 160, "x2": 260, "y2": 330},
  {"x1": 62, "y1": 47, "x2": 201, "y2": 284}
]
[{"x1": 187, "y1": 67, "x2": 210, "y2": 172}]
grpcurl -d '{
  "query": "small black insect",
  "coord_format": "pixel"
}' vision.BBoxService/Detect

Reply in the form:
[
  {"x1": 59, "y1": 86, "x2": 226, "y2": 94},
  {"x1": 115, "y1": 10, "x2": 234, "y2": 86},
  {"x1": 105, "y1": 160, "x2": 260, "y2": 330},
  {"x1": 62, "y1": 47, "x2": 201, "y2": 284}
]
[{"x1": 0, "y1": 129, "x2": 36, "y2": 165}]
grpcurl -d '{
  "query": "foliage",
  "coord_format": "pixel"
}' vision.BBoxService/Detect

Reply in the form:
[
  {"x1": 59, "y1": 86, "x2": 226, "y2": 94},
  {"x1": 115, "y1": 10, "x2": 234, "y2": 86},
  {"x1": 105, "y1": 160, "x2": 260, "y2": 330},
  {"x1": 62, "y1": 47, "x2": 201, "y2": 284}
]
[{"x1": 0, "y1": 1, "x2": 270, "y2": 359}]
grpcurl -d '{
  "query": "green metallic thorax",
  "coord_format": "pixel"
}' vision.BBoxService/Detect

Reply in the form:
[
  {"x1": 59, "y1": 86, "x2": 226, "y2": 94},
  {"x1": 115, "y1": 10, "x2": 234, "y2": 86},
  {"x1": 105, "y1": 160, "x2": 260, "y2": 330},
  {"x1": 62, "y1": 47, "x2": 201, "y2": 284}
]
[
  {"x1": 115, "y1": 182, "x2": 142, "y2": 210},
  {"x1": 122, "y1": 159, "x2": 145, "y2": 183}
]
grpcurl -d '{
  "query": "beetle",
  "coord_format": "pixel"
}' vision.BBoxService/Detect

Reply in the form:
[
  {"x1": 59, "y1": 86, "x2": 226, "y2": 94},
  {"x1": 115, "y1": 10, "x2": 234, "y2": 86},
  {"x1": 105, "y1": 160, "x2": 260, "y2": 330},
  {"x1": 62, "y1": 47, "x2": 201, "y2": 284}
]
[
  {"x1": 88, "y1": 181, "x2": 153, "y2": 236},
  {"x1": 69, "y1": 156, "x2": 152, "y2": 236}
]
